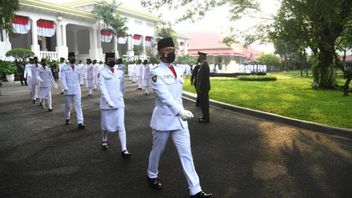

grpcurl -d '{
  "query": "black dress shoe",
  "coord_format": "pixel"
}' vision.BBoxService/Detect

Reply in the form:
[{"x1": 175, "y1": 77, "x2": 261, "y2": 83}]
[
  {"x1": 101, "y1": 141, "x2": 108, "y2": 150},
  {"x1": 32, "y1": 99, "x2": 36, "y2": 104},
  {"x1": 78, "y1": 123, "x2": 86, "y2": 129},
  {"x1": 65, "y1": 119, "x2": 70, "y2": 125},
  {"x1": 121, "y1": 150, "x2": 131, "y2": 158},
  {"x1": 198, "y1": 117, "x2": 210, "y2": 123},
  {"x1": 147, "y1": 176, "x2": 162, "y2": 190},
  {"x1": 48, "y1": 108, "x2": 53, "y2": 112},
  {"x1": 190, "y1": 191, "x2": 213, "y2": 198}
]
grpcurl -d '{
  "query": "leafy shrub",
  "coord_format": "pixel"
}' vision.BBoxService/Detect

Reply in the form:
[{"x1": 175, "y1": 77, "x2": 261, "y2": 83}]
[
  {"x1": 0, "y1": 60, "x2": 17, "y2": 74},
  {"x1": 238, "y1": 75, "x2": 277, "y2": 81}
]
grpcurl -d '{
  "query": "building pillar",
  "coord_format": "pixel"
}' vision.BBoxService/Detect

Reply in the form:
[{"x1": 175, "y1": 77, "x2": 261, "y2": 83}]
[
  {"x1": 55, "y1": 17, "x2": 68, "y2": 59},
  {"x1": 72, "y1": 29, "x2": 79, "y2": 55},
  {"x1": 184, "y1": 40, "x2": 188, "y2": 55},
  {"x1": 31, "y1": 17, "x2": 40, "y2": 57},
  {"x1": 0, "y1": 29, "x2": 12, "y2": 60},
  {"x1": 127, "y1": 34, "x2": 134, "y2": 59},
  {"x1": 41, "y1": 36, "x2": 47, "y2": 51},
  {"x1": 141, "y1": 35, "x2": 146, "y2": 60}
]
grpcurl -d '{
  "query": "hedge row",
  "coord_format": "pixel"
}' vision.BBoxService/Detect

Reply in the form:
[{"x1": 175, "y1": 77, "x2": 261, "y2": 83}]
[{"x1": 237, "y1": 75, "x2": 277, "y2": 81}]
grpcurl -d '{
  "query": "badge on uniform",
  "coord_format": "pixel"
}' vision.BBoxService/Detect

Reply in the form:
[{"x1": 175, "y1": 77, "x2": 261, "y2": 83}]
[{"x1": 152, "y1": 75, "x2": 157, "y2": 82}]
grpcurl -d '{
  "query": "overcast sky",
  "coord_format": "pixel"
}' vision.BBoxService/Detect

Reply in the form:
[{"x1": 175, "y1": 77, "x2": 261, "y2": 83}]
[{"x1": 45, "y1": 0, "x2": 280, "y2": 53}]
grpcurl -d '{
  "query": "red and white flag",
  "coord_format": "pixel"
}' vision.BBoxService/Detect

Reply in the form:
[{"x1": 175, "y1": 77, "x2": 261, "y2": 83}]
[
  {"x1": 133, "y1": 34, "x2": 142, "y2": 45},
  {"x1": 118, "y1": 35, "x2": 127, "y2": 44},
  {"x1": 145, "y1": 36, "x2": 153, "y2": 47},
  {"x1": 37, "y1": 19, "x2": 55, "y2": 37},
  {"x1": 12, "y1": 15, "x2": 31, "y2": 34},
  {"x1": 101, "y1": 29, "x2": 113, "y2": 43}
]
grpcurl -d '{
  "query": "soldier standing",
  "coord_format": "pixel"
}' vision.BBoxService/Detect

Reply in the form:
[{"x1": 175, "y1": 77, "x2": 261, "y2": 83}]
[
  {"x1": 197, "y1": 52, "x2": 210, "y2": 123},
  {"x1": 61, "y1": 56, "x2": 86, "y2": 129},
  {"x1": 190, "y1": 62, "x2": 200, "y2": 106},
  {"x1": 146, "y1": 37, "x2": 212, "y2": 198}
]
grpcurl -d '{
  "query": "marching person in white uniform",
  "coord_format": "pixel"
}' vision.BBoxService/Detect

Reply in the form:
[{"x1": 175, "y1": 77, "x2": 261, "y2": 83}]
[
  {"x1": 29, "y1": 57, "x2": 41, "y2": 103},
  {"x1": 116, "y1": 58, "x2": 125, "y2": 96},
  {"x1": 61, "y1": 56, "x2": 86, "y2": 129},
  {"x1": 24, "y1": 58, "x2": 34, "y2": 100},
  {"x1": 93, "y1": 60, "x2": 100, "y2": 89},
  {"x1": 136, "y1": 59, "x2": 143, "y2": 90},
  {"x1": 86, "y1": 59, "x2": 94, "y2": 96},
  {"x1": 58, "y1": 57, "x2": 66, "y2": 94},
  {"x1": 146, "y1": 37, "x2": 212, "y2": 198},
  {"x1": 37, "y1": 59, "x2": 57, "y2": 111},
  {"x1": 99, "y1": 57, "x2": 131, "y2": 157},
  {"x1": 142, "y1": 60, "x2": 151, "y2": 95}
]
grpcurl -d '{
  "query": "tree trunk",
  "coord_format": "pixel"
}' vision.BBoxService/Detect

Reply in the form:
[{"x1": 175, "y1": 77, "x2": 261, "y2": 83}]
[{"x1": 317, "y1": 45, "x2": 336, "y2": 89}]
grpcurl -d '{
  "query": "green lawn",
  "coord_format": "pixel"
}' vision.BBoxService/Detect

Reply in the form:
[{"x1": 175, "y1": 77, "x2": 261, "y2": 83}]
[{"x1": 184, "y1": 71, "x2": 352, "y2": 129}]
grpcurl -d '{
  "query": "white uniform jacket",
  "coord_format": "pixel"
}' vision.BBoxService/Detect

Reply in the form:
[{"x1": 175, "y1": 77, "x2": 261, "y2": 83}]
[
  {"x1": 150, "y1": 62, "x2": 187, "y2": 131},
  {"x1": 28, "y1": 64, "x2": 41, "y2": 85},
  {"x1": 61, "y1": 64, "x2": 83, "y2": 95},
  {"x1": 37, "y1": 66, "x2": 57, "y2": 88},
  {"x1": 99, "y1": 66, "x2": 125, "y2": 110}
]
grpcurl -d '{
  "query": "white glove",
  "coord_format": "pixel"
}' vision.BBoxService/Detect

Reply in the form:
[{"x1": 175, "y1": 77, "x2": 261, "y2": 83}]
[
  {"x1": 63, "y1": 87, "x2": 69, "y2": 92},
  {"x1": 107, "y1": 101, "x2": 115, "y2": 108},
  {"x1": 178, "y1": 109, "x2": 194, "y2": 121}
]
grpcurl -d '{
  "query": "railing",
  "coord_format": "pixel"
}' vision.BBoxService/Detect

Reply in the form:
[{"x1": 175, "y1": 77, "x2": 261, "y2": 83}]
[{"x1": 40, "y1": 51, "x2": 58, "y2": 61}]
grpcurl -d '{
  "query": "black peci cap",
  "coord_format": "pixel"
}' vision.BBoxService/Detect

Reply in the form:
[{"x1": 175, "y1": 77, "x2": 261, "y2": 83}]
[{"x1": 157, "y1": 37, "x2": 175, "y2": 51}]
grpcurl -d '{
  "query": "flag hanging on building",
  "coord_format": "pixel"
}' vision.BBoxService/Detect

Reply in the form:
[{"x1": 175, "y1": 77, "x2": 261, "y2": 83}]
[
  {"x1": 101, "y1": 29, "x2": 113, "y2": 43},
  {"x1": 37, "y1": 19, "x2": 56, "y2": 37},
  {"x1": 133, "y1": 34, "x2": 142, "y2": 45},
  {"x1": 12, "y1": 15, "x2": 31, "y2": 34},
  {"x1": 118, "y1": 34, "x2": 127, "y2": 44},
  {"x1": 145, "y1": 36, "x2": 153, "y2": 47}
]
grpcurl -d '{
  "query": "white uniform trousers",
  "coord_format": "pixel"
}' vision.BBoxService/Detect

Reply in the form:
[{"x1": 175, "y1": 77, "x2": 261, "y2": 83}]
[
  {"x1": 137, "y1": 76, "x2": 143, "y2": 88},
  {"x1": 64, "y1": 94, "x2": 84, "y2": 124},
  {"x1": 147, "y1": 129, "x2": 202, "y2": 195},
  {"x1": 30, "y1": 83, "x2": 39, "y2": 100},
  {"x1": 38, "y1": 87, "x2": 52, "y2": 109}
]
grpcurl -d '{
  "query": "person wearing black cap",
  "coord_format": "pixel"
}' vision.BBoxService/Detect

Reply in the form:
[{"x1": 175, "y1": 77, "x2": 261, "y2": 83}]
[
  {"x1": 146, "y1": 37, "x2": 213, "y2": 198},
  {"x1": 61, "y1": 56, "x2": 86, "y2": 129},
  {"x1": 197, "y1": 52, "x2": 210, "y2": 123}
]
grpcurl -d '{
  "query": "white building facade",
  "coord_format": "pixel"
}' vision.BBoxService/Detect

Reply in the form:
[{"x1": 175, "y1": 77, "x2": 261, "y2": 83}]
[{"x1": 0, "y1": 0, "x2": 189, "y2": 62}]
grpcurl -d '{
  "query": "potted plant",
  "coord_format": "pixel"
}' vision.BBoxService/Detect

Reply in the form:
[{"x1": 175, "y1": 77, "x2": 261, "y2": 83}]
[
  {"x1": 5, "y1": 48, "x2": 34, "y2": 83},
  {"x1": 0, "y1": 60, "x2": 17, "y2": 82}
]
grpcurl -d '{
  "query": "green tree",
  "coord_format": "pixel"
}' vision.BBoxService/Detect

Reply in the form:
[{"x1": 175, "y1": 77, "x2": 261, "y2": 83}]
[
  {"x1": 257, "y1": 54, "x2": 281, "y2": 72},
  {"x1": 143, "y1": 0, "x2": 352, "y2": 89},
  {"x1": 0, "y1": 0, "x2": 20, "y2": 33},
  {"x1": 157, "y1": 21, "x2": 179, "y2": 50},
  {"x1": 92, "y1": 0, "x2": 128, "y2": 57},
  {"x1": 5, "y1": 48, "x2": 34, "y2": 74}
]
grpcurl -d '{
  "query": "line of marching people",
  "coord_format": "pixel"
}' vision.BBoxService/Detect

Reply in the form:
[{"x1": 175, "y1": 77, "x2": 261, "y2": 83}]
[{"x1": 22, "y1": 37, "x2": 212, "y2": 197}]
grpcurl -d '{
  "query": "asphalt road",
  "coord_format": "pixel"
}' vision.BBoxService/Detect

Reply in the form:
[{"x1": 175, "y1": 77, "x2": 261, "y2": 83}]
[{"x1": 0, "y1": 80, "x2": 351, "y2": 198}]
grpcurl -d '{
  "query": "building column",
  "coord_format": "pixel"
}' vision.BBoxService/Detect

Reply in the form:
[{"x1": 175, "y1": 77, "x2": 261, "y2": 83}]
[
  {"x1": 96, "y1": 28, "x2": 103, "y2": 61},
  {"x1": 113, "y1": 35, "x2": 119, "y2": 58},
  {"x1": 55, "y1": 17, "x2": 68, "y2": 59},
  {"x1": 0, "y1": 29, "x2": 12, "y2": 60},
  {"x1": 89, "y1": 27, "x2": 100, "y2": 60},
  {"x1": 184, "y1": 40, "x2": 188, "y2": 55},
  {"x1": 141, "y1": 35, "x2": 146, "y2": 60},
  {"x1": 72, "y1": 29, "x2": 79, "y2": 55},
  {"x1": 127, "y1": 34, "x2": 134, "y2": 59},
  {"x1": 31, "y1": 17, "x2": 40, "y2": 57},
  {"x1": 41, "y1": 36, "x2": 47, "y2": 51}
]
